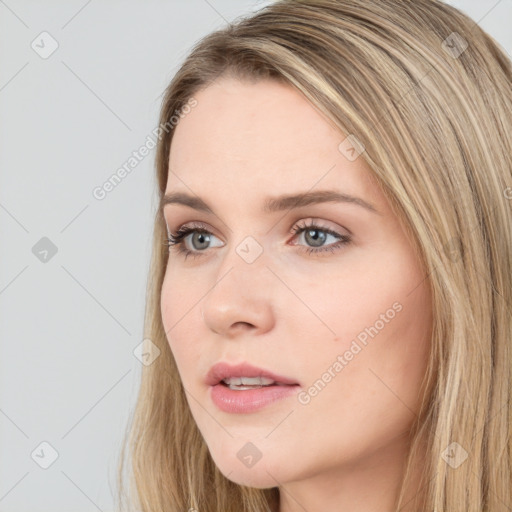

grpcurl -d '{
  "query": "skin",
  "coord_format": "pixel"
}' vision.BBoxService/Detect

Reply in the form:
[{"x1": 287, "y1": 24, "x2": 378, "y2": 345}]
[{"x1": 160, "y1": 75, "x2": 433, "y2": 512}]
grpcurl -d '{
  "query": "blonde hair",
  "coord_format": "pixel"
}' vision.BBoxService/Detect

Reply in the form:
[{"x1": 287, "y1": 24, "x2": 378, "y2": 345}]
[{"x1": 117, "y1": 1, "x2": 512, "y2": 510}]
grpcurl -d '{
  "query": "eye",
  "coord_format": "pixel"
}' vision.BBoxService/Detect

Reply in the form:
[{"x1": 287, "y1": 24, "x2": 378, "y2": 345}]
[
  {"x1": 164, "y1": 219, "x2": 352, "y2": 260},
  {"x1": 289, "y1": 219, "x2": 351, "y2": 256},
  {"x1": 164, "y1": 222, "x2": 223, "y2": 260}
]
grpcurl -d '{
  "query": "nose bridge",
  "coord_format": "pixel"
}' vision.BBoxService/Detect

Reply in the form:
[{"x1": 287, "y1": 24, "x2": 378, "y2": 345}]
[
  {"x1": 212, "y1": 233, "x2": 270, "y2": 301},
  {"x1": 201, "y1": 233, "x2": 274, "y2": 335}
]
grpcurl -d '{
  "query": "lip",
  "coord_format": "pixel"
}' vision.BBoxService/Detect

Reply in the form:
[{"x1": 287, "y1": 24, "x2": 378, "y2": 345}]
[
  {"x1": 206, "y1": 362, "x2": 300, "y2": 414},
  {"x1": 210, "y1": 383, "x2": 299, "y2": 413},
  {"x1": 205, "y1": 362, "x2": 299, "y2": 387}
]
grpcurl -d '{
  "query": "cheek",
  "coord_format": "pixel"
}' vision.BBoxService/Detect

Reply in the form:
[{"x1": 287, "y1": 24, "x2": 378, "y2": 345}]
[
  {"x1": 160, "y1": 262, "x2": 203, "y2": 332},
  {"x1": 160, "y1": 269, "x2": 203, "y2": 377},
  {"x1": 290, "y1": 254, "x2": 426, "y2": 351},
  {"x1": 376, "y1": 276, "x2": 432, "y2": 401},
  {"x1": 295, "y1": 243, "x2": 432, "y2": 409},
  {"x1": 293, "y1": 286, "x2": 431, "y2": 464}
]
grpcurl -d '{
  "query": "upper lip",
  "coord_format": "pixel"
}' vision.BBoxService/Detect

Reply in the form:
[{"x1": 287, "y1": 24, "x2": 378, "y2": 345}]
[{"x1": 206, "y1": 362, "x2": 299, "y2": 386}]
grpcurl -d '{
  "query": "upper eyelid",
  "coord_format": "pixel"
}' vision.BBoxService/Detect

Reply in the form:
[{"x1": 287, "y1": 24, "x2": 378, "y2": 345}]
[{"x1": 165, "y1": 219, "x2": 347, "y2": 235}]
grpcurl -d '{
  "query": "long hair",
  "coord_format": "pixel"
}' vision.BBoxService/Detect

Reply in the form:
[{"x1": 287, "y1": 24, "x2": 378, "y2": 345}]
[{"x1": 117, "y1": 1, "x2": 512, "y2": 510}]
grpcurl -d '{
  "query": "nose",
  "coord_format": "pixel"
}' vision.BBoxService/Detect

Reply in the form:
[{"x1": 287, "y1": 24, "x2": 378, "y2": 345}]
[{"x1": 201, "y1": 259, "x2": 275, "y2": 338}]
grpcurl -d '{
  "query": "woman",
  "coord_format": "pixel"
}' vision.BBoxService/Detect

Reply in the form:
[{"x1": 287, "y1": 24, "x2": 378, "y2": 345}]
[{"x1": 118, "y1": 1, "x2": 512, "y2": 511}]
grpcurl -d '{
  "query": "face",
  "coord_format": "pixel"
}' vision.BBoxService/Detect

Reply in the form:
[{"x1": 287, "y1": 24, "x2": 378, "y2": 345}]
[{"x1": 160, "y1": 76, "x2": 432, "y2": 489}]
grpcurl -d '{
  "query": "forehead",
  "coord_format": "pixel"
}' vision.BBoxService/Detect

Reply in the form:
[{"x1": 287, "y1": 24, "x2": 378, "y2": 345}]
[
  {"x1": 172, "y1": 78, "x2": 335, "y2": 152},
  {"x1": 166, "y1": 76, "x2": 378, "y2": 206}
]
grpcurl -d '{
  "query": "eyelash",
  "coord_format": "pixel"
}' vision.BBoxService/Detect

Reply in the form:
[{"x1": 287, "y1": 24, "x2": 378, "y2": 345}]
[{"x1": 164, "y1": 220, "x2": 351, "y2": 261}]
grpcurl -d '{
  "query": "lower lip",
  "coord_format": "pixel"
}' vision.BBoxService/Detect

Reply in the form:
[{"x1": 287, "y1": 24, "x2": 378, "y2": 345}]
[{"x1": 210, "y1": 383, "x2": 300, "y2": 413}]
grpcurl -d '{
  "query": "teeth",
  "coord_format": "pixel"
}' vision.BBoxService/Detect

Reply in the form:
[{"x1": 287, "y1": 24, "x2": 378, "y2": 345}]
[{"x1": 222, "y1": 376, "x2": 276, "y2": 387}]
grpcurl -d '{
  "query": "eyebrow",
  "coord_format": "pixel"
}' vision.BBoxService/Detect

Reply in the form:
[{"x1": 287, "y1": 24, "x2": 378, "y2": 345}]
[{"x1": 160, "y1": 190, "x2": 381, "y2": 215}]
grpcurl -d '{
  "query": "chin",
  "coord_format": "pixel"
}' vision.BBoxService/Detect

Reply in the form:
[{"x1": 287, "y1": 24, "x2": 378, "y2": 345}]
[{"x1": 209, "y1": 449, "x2": 286, "y2": 489}]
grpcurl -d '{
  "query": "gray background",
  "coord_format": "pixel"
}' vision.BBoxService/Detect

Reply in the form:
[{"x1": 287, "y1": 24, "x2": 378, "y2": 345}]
[{"x1": 0, "y1": 1, "x2": 510, "y2": 511}]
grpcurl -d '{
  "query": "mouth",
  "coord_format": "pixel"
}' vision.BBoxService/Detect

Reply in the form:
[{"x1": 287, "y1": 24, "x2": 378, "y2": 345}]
[
  {"x1": 206, "y1": 362, "x2": 300, "y2": 413},
  {"x1": 206, "y1": 361, "x2": 300, "y2": 387},
  {"x1": 220, "y1": 376, "x2": 294, "y2": 390}
]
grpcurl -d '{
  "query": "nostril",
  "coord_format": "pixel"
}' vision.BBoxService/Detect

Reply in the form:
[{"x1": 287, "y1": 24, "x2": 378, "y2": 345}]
[{"x1": 232, "y1": 321, "x2": 255, "y2": 330}]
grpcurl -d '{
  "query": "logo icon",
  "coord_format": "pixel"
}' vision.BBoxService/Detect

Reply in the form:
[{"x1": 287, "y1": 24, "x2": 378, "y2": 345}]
[
  {"x1": 31, "y1": 441, "x2": 59, "y2": 469},
  {"x1": 442, "y1": 32, "x2": 468, "y2": 59},
  {"x1": 32, "y1": 237, "x2": 58, "y2": 263},
  {"x1": 237, "y1": 442, "x2": 263, "y2": 468},
  {"x1": 31, "y1": 31, "x2": 59, "y2": 59},
  {"x1": 236, "y1": 236, "x2": 263, "y2": 264},
  {"x1": 441, "y1": 441, "x2": 468, "y2": 469},
  {"x1": 338, "y1": 134, "x2": 365, "y2": 161},
  {"x1": 133, "y1": 338, "x2": 161, "y2": 366}
]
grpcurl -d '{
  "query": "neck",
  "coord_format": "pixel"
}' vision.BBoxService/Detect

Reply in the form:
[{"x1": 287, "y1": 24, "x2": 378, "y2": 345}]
[{"x1": 278, "y1": 432, "x2": 428, "y2": 512}]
